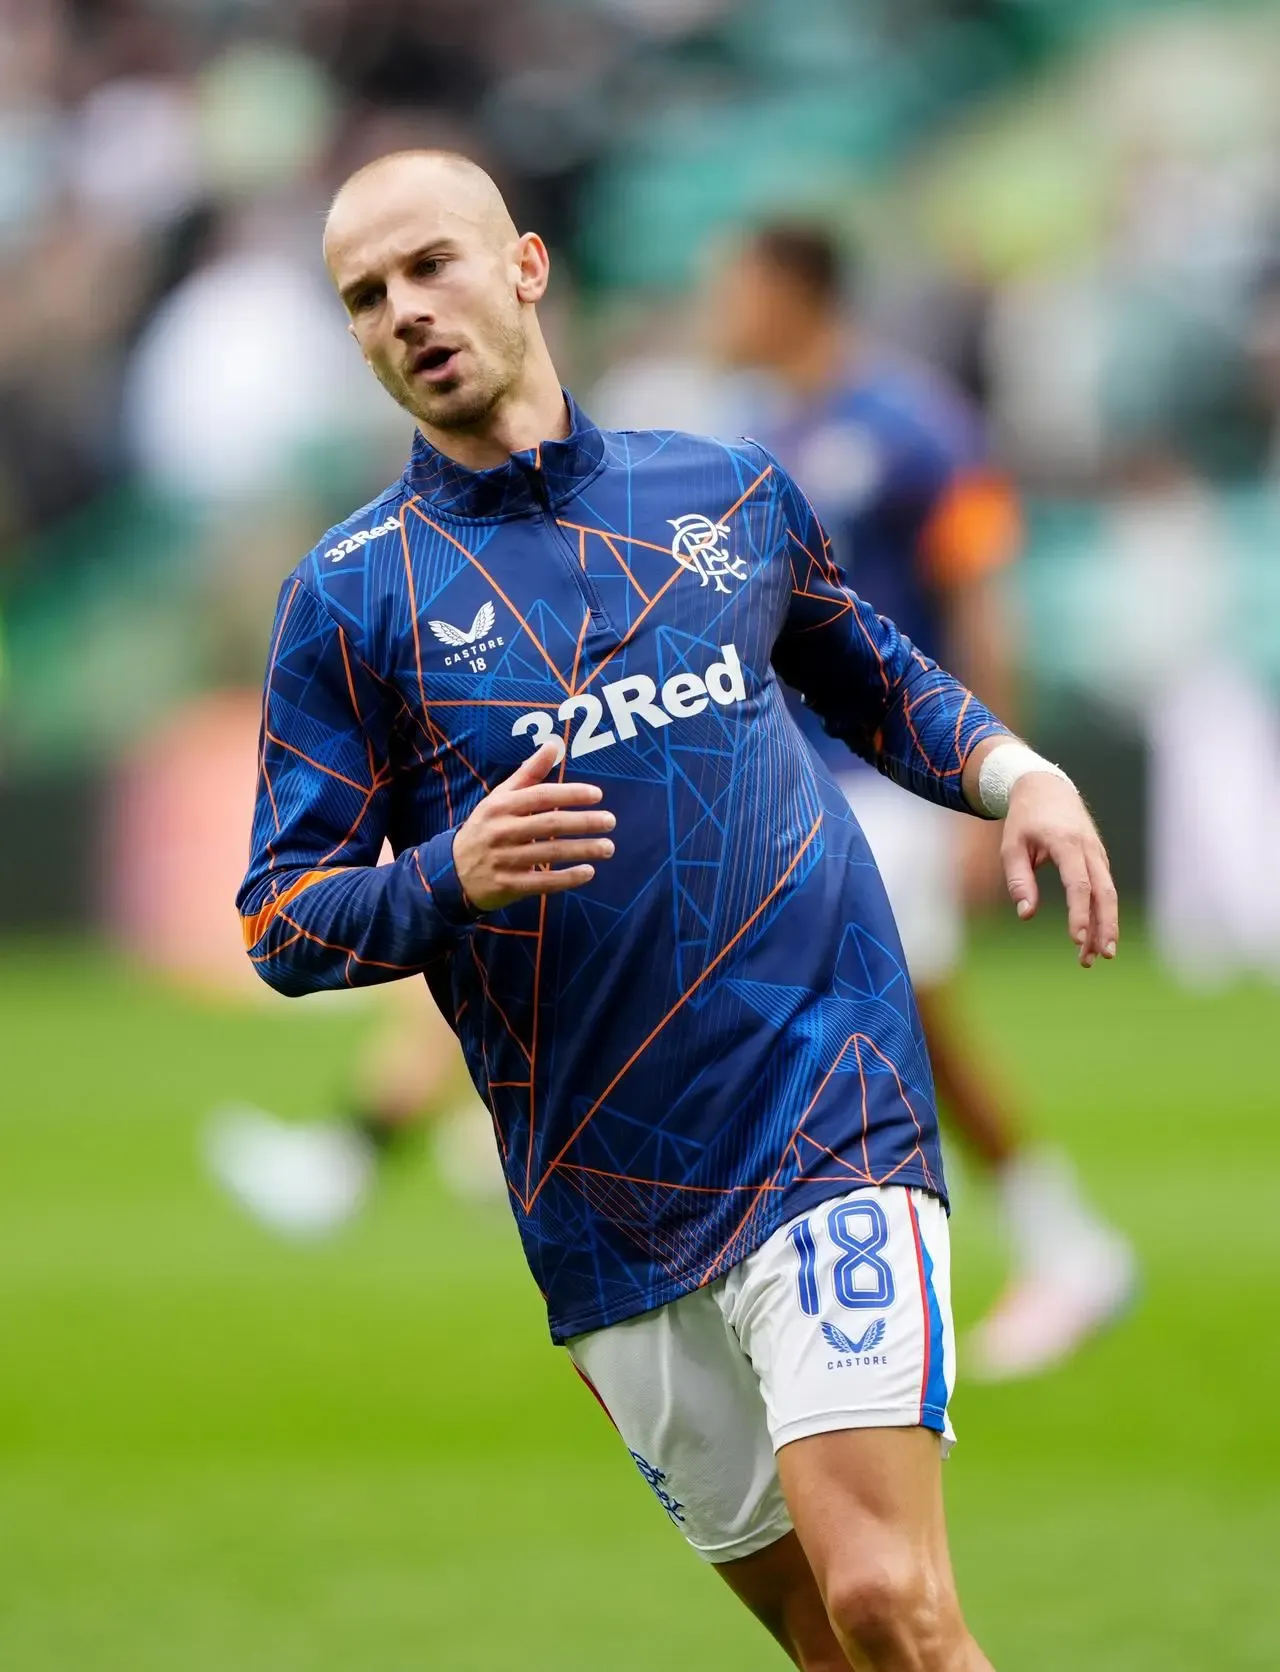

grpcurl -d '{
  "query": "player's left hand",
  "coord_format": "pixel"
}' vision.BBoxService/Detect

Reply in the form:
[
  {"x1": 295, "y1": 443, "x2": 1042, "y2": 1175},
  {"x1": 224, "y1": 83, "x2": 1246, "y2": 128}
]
[{"x1": 1001, "y1": 774, "x2": 1118, "y2": 967}]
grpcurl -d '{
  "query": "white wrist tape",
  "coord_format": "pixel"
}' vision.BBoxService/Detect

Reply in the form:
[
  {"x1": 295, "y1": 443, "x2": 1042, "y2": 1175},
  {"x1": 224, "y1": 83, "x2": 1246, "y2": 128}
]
[{"x1": 977, "y1": 740, "x2": 1074, "y2": 819}]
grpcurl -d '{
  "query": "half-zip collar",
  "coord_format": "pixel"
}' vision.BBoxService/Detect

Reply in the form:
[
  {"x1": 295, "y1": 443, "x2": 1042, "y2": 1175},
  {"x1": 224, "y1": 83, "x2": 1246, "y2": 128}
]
[{"x1": 401, "y1": 390, "x2": 608, "y2": 521}]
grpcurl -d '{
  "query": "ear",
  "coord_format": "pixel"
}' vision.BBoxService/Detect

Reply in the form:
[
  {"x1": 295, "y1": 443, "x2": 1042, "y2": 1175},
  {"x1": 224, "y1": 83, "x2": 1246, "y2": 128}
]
[
  {"x1": 514, "y1": 233, "x2": 551, "y2": 304},
  {"x1": 346, "y1": 320, "x2": 372, "y2": 368}
]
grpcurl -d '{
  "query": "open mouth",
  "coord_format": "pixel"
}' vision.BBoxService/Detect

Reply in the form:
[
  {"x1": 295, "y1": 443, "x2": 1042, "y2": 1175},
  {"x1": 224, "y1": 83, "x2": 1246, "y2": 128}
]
[{"x1": 411, "y1": 345, "x2": 460, "y2": 382}]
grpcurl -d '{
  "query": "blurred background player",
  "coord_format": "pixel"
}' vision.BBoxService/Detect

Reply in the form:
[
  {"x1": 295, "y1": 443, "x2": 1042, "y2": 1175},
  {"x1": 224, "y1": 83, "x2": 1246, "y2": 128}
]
[
  {"x1": 206, "y1": 979, "x2": 503, "y2": 1235},
  {"x1": 706, "y1": 222, "x2": 1136, "y2": 1381},
  {"x1": 101, "y1": 673, "x2": 499, "y2": 1230}
]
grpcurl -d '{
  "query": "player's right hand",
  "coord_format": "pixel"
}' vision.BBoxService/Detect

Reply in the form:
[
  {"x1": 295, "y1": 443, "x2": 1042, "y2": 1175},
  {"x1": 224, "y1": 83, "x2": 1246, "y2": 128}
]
[{"x1": 451, "y1": 741, "x2": 615, "y2": 911}]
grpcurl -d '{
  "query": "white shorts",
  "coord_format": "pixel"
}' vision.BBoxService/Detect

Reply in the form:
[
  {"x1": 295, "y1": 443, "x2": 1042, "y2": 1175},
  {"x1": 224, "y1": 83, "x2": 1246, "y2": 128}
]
[
  {"x1": 567, "y1": 1184, "x2": 955, "y2": 1565},
  {"x1": 840, "y1": 770, "x2": 963, "y2": 986}
]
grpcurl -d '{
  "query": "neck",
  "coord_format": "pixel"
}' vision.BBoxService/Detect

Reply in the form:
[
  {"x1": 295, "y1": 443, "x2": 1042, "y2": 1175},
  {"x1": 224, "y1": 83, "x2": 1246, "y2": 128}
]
[
  {"x1": 416, "y1": 335, "x2": 569, "y2": 471},
  {"x1": 774, "y1": 317, "x2": 852, "y2": 401}
]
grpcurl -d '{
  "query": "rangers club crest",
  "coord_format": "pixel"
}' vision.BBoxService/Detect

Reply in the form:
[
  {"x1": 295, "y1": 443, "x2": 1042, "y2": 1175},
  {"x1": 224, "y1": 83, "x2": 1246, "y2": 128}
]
[{"x1": 668, "y1": 513, "x2": 748, "y2": 594}]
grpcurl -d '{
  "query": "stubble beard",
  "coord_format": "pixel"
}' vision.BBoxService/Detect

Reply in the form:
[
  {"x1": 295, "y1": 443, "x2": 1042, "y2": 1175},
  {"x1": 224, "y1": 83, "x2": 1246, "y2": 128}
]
[{"x1": 388, "y1": 311, "x2": 528, "y2": 436}]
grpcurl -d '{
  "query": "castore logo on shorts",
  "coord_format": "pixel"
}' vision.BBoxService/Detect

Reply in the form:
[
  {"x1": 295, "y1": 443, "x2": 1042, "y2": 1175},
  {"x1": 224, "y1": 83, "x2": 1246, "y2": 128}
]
[{"x1": 822, "y1": 1319, "x2": 888, "y2": 1370}]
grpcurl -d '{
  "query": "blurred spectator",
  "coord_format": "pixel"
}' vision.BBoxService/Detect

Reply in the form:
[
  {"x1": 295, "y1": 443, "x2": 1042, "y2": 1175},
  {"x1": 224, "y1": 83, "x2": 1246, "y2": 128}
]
[
  {"x1": 1251, "y1": 256, "x2": 1280, "y2": 477},
  {"x1": 4, "y1": 0, "x2": 1280, "y2": 967},
  {"x1": 122, "y1": 207, "x2": 390, "y2": 506}
]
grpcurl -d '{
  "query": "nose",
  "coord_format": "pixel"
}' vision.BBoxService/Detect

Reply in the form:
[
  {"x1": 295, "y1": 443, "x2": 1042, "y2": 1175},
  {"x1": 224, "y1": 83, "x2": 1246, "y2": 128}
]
[{"x1": 388, "y1": 277, "x2": 433, "y2": 340}]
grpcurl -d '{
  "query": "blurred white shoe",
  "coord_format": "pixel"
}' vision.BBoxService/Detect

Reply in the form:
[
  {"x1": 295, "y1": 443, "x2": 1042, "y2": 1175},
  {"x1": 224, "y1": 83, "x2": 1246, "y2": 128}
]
[
  {"x1": 204, "y1": 1105, "x2": 375, "y2": 1238},
  {"x1": 964, "y1": 1244, "x2": 1137, "y2": 1382},
  {"x1": 964, "y1": 1149, "x2": 1138, "y2": 1382}
]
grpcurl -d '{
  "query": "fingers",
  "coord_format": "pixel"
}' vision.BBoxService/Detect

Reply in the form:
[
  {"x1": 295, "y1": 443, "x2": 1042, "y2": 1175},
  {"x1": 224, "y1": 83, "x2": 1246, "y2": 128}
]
[
  {"x1": 518, "y1": 865, "x2": 597, "y2": 895},
  {"x1": 507, "y1": 781, "x2": 607, "y2": 814},
  {"x1": 1046, "y1": 834, "x2": 1121, "y2": 967},
  {"x1": 1051, "y1": 838, "x2": 1093, "y2": 958},
  {"x1": 505, "y1": 837, "x2": 616, "y2": 869},
  {"x1": 502, "y1": 739, "x2": 566, "y2": 789},
  {"x1": 487, "y1": 849, "x2": 609, "y2": 905},
  {"x1": 996, "y1": 775, "x2": 1121, "y2": 966},
  {"x1": 1002, "y1": 835, "x2": 1039, "y2": 922},
  {"x1": 1084, "y1": 841, "x2": 1120, "y2": 966},
  {"x1": 504, "y1": 808, "x2": 616, "y2": 843},
  {"x1": 454, "y1": 746, "x2": 615, "y2": 911},
  {"x1": 1004, "y1": 823, "x2": 1121, "y2": 967}
]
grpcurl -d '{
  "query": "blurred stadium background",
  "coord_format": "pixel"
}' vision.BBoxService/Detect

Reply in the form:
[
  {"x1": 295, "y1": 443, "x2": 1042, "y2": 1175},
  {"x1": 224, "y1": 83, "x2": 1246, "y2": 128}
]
[{"x1": 2, "y1": 0, "x2": 1279, "y2": 1666}]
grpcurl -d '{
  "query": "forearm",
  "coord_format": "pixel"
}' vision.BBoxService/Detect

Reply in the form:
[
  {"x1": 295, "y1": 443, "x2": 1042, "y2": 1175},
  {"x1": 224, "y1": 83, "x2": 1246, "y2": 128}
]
[
  {"x1": 873, "y1": 650, "x2": 1011, "y2": 815},
  {"x1": 769, "y1": 451, "x2": 1013, "y2": 811},
  {"x1": 239, "y1": 831, "x2": 473, "y2": 996}
]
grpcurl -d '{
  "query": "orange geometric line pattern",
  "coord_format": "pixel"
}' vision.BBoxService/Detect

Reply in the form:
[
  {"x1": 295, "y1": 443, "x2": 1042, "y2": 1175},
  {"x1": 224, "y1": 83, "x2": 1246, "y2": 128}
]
[
  {"x1": 576, "y1": 564, "x2": 685, "y2": 693},
  {"x1": 596, "y1": 529, "x2": 652, "y2": 602},
  {"x1": 700, "y1": 1036, "x2": 858, "y2": 1285},
  {"x1": 315, "y1": 781, "x2": 388, "y2": 867},
  {"x1": 698, "y1": 1027, "x2": 933, "y2": 1284},
  {"x1": 250, "y1": 927, "x2": 306, "y2": 963},
  {"x1": 260, "y1": 577, "x2": 301, "y2": 864},
  {"x1": 262, "y1": 731, "x2": 375, "y2": 797},
  {"x1": 406, "y1": 499, "x2": 571, "y2": 696},
  {"x1": 417, "y1": 697, "x2": 492, "y2": 800},
  {"x1": 336, "y1": 625, "x2": 364, "y2": 724},
  {"x1": 275, "y1": 908, "x2": 421, "y2": 979},
  {"x1": 526, "y1": 889, "x2": 548, "y2": 1202},
  {"x1": 402, "y1": 698, "x2": 533, "y2": 709},
  {"x1": 398, "y1": 505, "x2": 455, "y2": 826},
  {"x1": 240, "y1": 866, "x2": 341, "y2": 949},
  {"x1": 567, "y1": 605, "x2": 591, "y2": 696},
  {"x1": 719, "y1": 462, "x2": 774, "y2": 525},
  {"x1": 557, "y1": 520, "x2": 672, "y2": 558},
  {"x1": 524, "y1": 711, "x2": 577, "y2": 1197},
  {"x1": 572, "y1": 465, "x2": 773, "y2": 696},
  {"x1": 559, "y1": 1163, "x2": 776, "y2": 1197},
  {"x1": 527, "y1": 809, "x2": 822, "y2": 1210},
  {"x1": 469, "y1": 939, "x2": 533, "y2": 1067},
  {"x1": 410, "y1": 850, "x2": 433, "y2": 897}
]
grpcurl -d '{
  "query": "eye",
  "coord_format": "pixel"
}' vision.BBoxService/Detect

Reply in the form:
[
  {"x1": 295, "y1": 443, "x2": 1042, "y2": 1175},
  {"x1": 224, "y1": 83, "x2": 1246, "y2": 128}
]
[
  {"x1": 349, "y1": 287, "x2": 382, "y2": 314},
  {"x1": 414, "y1": 255, "x2": 445, "y2": 278}
]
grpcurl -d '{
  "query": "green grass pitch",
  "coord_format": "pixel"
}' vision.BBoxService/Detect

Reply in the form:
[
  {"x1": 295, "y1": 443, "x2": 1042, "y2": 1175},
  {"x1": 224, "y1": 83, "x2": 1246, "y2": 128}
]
[{"x1": 1, "y1": 927, "x2": 1277, "y2": 1669}]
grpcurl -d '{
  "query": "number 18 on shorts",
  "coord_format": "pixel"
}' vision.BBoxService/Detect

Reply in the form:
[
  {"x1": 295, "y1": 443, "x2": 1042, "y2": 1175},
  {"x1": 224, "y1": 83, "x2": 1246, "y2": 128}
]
[
  {"x1": 764, "y1": 1186, "x2": 954, "y2": 1449},
  {"x1": 568, "y1": 1185, "x2": 956, "y2": 1565}
]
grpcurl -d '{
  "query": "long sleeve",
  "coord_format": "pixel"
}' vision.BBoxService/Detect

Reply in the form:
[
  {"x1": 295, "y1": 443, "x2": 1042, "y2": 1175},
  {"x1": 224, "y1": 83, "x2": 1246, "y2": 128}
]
[
  {"x1": 237, "y1": 575, "x2": 474, "y2": 997},
  {"x1": 766, "y1": 452, "x2": 1009, "y2": 813}
]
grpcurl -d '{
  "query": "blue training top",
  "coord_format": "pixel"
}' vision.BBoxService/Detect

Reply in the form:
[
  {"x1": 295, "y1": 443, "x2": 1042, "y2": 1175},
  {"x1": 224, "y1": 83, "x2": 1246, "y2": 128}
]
[{"x1": 238, "y1": 394, "x2": 1006, "y2": 1342}]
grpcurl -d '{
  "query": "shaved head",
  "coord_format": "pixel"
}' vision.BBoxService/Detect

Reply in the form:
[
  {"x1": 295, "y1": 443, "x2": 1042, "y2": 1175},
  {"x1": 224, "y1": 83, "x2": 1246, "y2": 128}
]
[
  {"x1": 322, "y1": 149, "x2": 557, "y2": 454},
  {"x1": 323, "y1": 151, "x2": 518, "y2": 271}
]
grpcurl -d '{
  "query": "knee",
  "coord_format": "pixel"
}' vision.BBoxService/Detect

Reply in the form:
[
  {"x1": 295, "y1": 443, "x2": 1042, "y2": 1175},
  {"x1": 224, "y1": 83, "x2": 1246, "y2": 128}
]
[{"x1": 824, "y1": 1554, "x2": 959, "y2": 1665}]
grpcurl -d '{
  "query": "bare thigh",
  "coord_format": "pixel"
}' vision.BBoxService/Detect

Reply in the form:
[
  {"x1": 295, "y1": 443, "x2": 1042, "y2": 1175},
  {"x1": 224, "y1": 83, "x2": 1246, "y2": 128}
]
[
  {"x1": 776, "y1": 1427, "x2": 991, "y2": 1672},
  {"x1": 715, "y1": 1530, "x2": 850, "y2": 1672}
]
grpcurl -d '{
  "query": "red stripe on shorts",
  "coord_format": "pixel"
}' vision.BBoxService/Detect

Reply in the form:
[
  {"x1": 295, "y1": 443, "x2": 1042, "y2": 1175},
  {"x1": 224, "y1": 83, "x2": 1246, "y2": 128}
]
[{"x1": 573, "y1": 1364, "x2": 619, "y2": 1431}]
